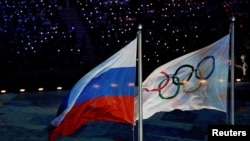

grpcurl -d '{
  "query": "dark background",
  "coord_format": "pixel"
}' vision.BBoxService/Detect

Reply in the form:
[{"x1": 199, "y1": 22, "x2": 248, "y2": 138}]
[{"x1": 0, "y1": 0, "x2": 249, "y2": 93}]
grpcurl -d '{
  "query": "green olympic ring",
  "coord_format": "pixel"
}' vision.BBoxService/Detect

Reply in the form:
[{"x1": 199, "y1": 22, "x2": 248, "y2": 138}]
[{"x1": 158, "y1": 76, "x2": 180, "y2": 99}]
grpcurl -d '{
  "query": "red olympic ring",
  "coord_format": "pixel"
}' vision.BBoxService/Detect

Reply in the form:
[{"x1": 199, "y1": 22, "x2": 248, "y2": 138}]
[{"x1": 144, "y1": 71, "x2": 170, "y2": 92}]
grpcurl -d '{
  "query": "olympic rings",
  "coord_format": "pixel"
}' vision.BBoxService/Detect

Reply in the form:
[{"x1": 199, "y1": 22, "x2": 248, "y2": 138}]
[{"x1": 146, "y1": 56, "x2": 215, "y2": 99}]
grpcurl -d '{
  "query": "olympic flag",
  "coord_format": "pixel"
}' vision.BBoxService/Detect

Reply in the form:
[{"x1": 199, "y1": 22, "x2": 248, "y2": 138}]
[
  {"x1": 136, "y1": 34, "x2": 230, "y2": 120},
  {"x1": 49, "y1": 38, "x2": 137, "y2": 141}
]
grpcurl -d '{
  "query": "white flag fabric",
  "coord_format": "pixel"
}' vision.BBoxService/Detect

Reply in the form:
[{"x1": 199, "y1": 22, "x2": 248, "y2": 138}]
[{"x1": 136, "y1": 34, "x2": 229, "y2": 120}]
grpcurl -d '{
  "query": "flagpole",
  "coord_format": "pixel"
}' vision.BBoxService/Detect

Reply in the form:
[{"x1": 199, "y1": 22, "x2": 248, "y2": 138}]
[
  {"x1": 137, "y1": 24, "x2": 143, "y2": 141},
  {"x1": 230, "y1": 16, "x2": 235, "y2": 125}
]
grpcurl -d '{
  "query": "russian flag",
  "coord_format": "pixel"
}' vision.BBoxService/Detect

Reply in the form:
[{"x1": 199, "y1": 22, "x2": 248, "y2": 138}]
[{"x1": 49, "y1": 38, "x2": 137, "y2": 141}]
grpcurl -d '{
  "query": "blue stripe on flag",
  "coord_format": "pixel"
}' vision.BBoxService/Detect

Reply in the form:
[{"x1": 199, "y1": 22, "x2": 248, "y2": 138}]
[{"x1": 75, "y1": 67, "x2": 136, "y2": 103}]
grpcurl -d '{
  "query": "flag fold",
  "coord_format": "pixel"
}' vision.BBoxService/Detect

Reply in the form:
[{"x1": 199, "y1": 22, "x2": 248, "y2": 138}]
[{"x1": 49, "y1": 38, "x2": 137, "y2": 141}]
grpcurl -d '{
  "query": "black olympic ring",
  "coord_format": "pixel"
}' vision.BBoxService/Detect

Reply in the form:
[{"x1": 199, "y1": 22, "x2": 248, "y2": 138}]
[{"x1": 172, "y1": 64, "x2": 194, "y2": 85}]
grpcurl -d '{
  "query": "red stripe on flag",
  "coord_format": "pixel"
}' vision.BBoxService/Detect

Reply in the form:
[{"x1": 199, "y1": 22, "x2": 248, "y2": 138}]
[{"x1": 49, "y1": 96, "x2": 134, "y2": 141}]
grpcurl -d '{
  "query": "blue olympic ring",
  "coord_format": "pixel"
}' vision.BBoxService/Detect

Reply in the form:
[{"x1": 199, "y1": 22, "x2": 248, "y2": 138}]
[{"x1": 195, "y1": 56, "x2": 215, "y2": 79}]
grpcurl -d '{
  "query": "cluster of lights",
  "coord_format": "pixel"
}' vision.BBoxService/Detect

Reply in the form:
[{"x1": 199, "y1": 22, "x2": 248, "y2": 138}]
[
  {"x1": 76, "y1": 0, "x2": 233, "y2": 66},
  {"x1": 0, "y1": 86, "x2": 63, "y2": 94},
  {"x1": 0, "y1": 0, "x2": 79, "y2": 64},
  {"x1": 0, "y1": 0, "x2": 247, "y2": 70},
  {"x1": 0, "y1": 77, "x2": 244, "y2": 95}
]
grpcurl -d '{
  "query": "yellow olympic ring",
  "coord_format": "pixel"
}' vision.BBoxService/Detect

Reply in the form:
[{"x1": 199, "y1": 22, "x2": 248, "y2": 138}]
[{"x1": 182, "y1": 69, "x2": 203, "y2": 93}]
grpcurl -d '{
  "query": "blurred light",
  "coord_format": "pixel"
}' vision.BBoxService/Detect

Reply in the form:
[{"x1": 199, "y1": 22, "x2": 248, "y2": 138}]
[
  {"x1": 236, "y1": 78, "x2": 241, "y2": 82},
  {"x1": 93, "y1": 84, "x2": 100, "y2": 88},
  {"x1": 20, "y1": 89, "x2": 25, "y2": 93},
  {"x1": 57, "y1": 86, "x2": 63, "y2": 90},
  {"x1": 38, "y1": 88, "x2": 44, "y2": 91},
  {"x1": 1, "y1": 90, "x2": 7, "y2": 94},
  {"x1": 200, "y1": 79, "x2": 207, "y2": 84},
  {"x1": 128, "y1": 83, "x2": 135, "y2": 86},
  {"x1": 111, "y1": 83, "x2": 118, "y2": 87}
]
